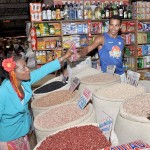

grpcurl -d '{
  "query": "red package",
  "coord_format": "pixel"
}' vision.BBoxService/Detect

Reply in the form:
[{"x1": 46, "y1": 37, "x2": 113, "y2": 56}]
[
  {"x1": 103, "y1": 140, "x2": 150, "y2": 150},
  {"x1": 30, "y1": 27, "x2": 37, "y2": 50}
]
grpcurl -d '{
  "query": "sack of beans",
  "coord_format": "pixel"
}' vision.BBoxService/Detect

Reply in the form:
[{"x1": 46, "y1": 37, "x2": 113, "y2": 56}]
[
  {"x1": 33, "y1": 123, "x2": 118, "y2": 150},
  {"x1": 114, "y1": 93, "x2": 150, "y2": 145},
  {"x1": 139, "y1": 80, "x2": 150, "y2": 93},
  {"x1": 34, "y1": 102, "x2": 96, "y2": 143},
  {"x1": 92, "y1": 83, "x2": 146, "y2": 128},
  {"x1": 79, "y1": 73, "x2": 120, "y2": 94},
  {"x1": 32, "y1": 76, "x2": 69, "y2": 99},
  {"x1": 71, "y1": 66, "x2": 100, "y2": 81},
  {"x1": 31, "y1": 90, "x2": 80, "y2": 117}
]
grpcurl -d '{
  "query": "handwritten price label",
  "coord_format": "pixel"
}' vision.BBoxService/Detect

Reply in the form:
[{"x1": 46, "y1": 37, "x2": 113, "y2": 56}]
[
  {"x1": 127, "y1": 70, "x2": 140, "y2": 87},
  {"x1": 78, "y1": 88, "x2": 92, "y2": 109},
  {"x1": 69, "y1": 77, "x2": 80, "y2": 92},
  {"x1": 106, "y1": 65, "x2": 116, "y2": 74}
]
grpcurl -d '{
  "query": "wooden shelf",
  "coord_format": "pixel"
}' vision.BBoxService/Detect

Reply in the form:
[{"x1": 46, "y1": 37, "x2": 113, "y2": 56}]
[
  {"x1": 36, "y1": 48, "x2": 62, "y2": 51},
  {"x1": 138, "y1": 68, "x2": 150, "y2": 70},
  {"x1": 37, "y1": 35, "x2": 61, "y2": 38},
  {"x1": 63, "y1": 33, "x2": 87, "y2": 36},
  {"x1": 138, "y1": 31, "x2": 150, "y2": 33},
  {"x1": 137, "y1": 19, "x2": 150, "y2": 22}
]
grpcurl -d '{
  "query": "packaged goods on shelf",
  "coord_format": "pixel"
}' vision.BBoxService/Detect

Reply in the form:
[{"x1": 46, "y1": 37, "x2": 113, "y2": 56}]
[
  {"x1": 138, "y1": 22, "x2": 150, "y2": 32},
  {"x1": 62, "y1": 23, "x2": 88, "y2": 35},
  {"x1": 62, "y1": 35, "x2": 80, "y2": 48},
  {"x1": 52, "y1": 23, "x2": 61, "y2": 35},
  {"x1": 54, "y1": 49, "x2": 62, "y2": 59},
  {"x1": 90, "y1": 22, "x2": 102, "y2": 34},
  {"x1": 137, "y1": 33, "x2": 147, "y2": 44},
  {"x1": 29, "y1": 3, "x2": 42, "y2": 22},
  {"x1": 121, "y1": 21, "x2": 135, "y2": 33},
  {"x1": 47, "y1": 51, "x2": 53, "y2": 62},
  {"x1": 36, "y1": 51, "x2": 47, "y2": 63},
  {"x1": 121, "y1": 33, "x2": 135, "y2": 45},
  {"x1": 124, "y1": 45, "x2": 135, "y2": 57},
  {"x1": 80, "y1": 35, "x2": 88, "y2": 47},
  {"x1": 132, "y1": 1, "x2": 150, "y2": 19}
]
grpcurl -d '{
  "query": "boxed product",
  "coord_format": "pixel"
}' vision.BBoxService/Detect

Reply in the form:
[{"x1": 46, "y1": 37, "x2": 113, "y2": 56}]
[
  {"x1": 102, "y1": 140, "x2": 150, "y2": 150},
  {"x1": 62, "y1": 36, "x2": 72, "y2": 49}
]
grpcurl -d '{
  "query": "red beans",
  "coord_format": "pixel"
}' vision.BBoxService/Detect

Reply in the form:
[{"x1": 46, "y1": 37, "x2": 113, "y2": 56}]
[{"x1": 36, "y1": 125, "x2": 111, "y2": 150}]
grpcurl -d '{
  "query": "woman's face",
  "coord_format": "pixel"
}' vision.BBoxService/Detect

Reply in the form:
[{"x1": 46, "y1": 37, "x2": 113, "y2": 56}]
[{"x1": 14, "y1": 59, "x2": 30, "y2": 81}]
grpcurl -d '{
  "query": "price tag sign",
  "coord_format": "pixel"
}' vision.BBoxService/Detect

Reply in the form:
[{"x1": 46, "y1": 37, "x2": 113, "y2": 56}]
[
  {"x1": 127, "y1": 70, "x2": 141, "y2": 87},
  {"x1": 77, "y1": 88, "x2": 92, "y2": 109},
  {"x1": 98, "y1": 111, "x2": 113, "y2": 140},
  {"x1": 106, "y1": 65, "x2": 116, "y2": 74},
  {"x1": 69, "y1": 77, "x2": 80, "y2": 92}
]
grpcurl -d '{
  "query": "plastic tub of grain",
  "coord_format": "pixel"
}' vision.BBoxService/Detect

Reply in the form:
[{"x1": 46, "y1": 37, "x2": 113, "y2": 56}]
[
  {"x1": 79, "y1": 73, "x2": 120, "y2": 94},
  {"x1": 32, "y1": 76, "x2": 69, "y2": 99},
  {"x1": 92, "y1": 83, "x2": 146, "y2": 128},
  {"x1": 34, "y1": 102, "x2": 96, "y2": 143},
  {"x1": 115, "y1": 93, "x2": 150, "y2": 145},
  {"x1": 139, "y1": 80, "x2": 150, "y2": 93},
  {"x1": 31, "y1": 89, "x2": 80, "y2": 117},
  {"x1": 33, "y1": 123, "x2": 118, "y2": 150}
]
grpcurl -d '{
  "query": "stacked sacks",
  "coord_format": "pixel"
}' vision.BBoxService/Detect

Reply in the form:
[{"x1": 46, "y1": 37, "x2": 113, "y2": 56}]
[
  {"x1": 34, "y1": 123, "x2": 118, "y2": 150},
  {"x1": 79, "y1": 73, "x2": 121, "y2": 94},
  {"x1": 34, "y1": 102, "x2": 96, "y2": 143},
  {"x1": 31, "y1": 89, "x2": 80, "y2": 117},
  {"x1": 32, "y1": 76, "x2": 69, "y2": 99},
  {"x1": 115, "y1": 93, "x2": 150, "y2": 144},
  {"x1": 92, "y1": 83, "x2": 146, "y2": 128}
]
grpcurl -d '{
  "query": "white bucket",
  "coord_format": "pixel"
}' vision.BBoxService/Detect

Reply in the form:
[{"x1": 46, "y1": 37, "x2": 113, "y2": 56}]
[
  {"x1": 34, "y1": 102, "x2": 96, "y2": 143},
  {"x1": 79, "y1": 73, "x2": 120, "y2": 94},
  {"x1": 32, "y1": 76, "x2": 69, "y2": 99},
  {"x1": 34, "y1": 123, "x2": 118, "y2": 150},
  {"x1": 31, "y1": 90, "x2": 80, "y2": 118}
]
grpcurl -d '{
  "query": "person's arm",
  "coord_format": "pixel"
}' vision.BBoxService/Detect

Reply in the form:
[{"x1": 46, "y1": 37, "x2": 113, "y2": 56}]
[
  {"x1": 79, "y1": 35, "x2": 104, "y2": 57},
  {"x1": 30, "y1": 48, "x2": 73, "y2": 84}
]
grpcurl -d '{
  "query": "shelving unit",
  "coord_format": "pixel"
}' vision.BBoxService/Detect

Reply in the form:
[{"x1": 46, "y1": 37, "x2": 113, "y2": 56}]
[{"x1": 30, "y1": 0, "x2": 146, "y2": 73}]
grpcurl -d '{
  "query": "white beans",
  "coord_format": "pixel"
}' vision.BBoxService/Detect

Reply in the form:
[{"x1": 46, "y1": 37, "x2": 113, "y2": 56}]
[
  {"x1": 35, "y1": 103, "x2": 89, "y2": 128},
  {"x1": 81, "y1": 73, "x2": 120, "y2": 83},
  {"x1": 123, "y1": 94, "x2": 150, "y2": 117},
  {"x1": 33, "y1": 90, "x2": 77, "y2": 107},
  {"x1": 95, "y1": 83, "x2": 145, "y2": 100}
]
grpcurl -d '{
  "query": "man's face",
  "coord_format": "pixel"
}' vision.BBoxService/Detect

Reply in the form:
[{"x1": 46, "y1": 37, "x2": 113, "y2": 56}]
[{"x1": 108, "y1": 19, "x2": 121, "y2": 36}]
